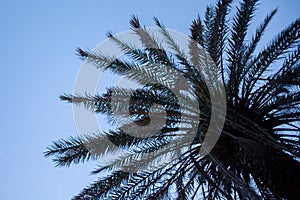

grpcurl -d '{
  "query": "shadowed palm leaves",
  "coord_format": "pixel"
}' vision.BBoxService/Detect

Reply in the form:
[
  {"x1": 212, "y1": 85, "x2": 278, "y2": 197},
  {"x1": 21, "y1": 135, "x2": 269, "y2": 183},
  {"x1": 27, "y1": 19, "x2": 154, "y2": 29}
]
[{"x1": 45, "y1": 0, "x2": 300, "y2": 199}]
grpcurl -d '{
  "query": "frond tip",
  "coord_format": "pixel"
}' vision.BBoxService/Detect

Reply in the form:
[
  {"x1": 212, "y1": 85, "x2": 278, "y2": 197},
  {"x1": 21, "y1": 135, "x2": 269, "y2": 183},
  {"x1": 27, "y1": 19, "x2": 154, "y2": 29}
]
[
  {"x1": 130, "y1": 15, "x2": 141, "y2": 29},
  {"x1": 44, "y1": 136, "x2": 90, "y2": 167},
  {"x1": 76, "y1": 47, "x2": 90, "y2": 59}
]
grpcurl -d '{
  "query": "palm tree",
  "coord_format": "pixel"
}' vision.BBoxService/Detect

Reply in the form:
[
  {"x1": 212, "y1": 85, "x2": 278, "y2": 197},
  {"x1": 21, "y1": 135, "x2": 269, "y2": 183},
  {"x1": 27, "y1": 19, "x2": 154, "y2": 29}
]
[{"x1": 45, "y1": 0, "x2": 300, "y2": 199}]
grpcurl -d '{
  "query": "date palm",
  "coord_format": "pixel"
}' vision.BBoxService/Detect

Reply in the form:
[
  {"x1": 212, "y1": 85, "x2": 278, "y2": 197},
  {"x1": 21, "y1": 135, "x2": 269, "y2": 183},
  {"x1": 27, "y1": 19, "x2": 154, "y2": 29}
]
[{"x1": 45, "y1": 0, "x2": 300, "y2": 199}]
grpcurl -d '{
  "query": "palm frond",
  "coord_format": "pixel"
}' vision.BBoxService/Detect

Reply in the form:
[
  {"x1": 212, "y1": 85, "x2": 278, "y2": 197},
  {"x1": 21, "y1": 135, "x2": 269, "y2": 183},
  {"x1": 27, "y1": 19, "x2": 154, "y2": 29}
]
[
  {"x1": 243, "y1": 18, "x2": 300, "y2": 100},
  {"x1": 227, "y1": 0, "x2": 259, "y2": 106},
  {"x1": 72, "y1": 171, "x2": 130, "y2": 200}
]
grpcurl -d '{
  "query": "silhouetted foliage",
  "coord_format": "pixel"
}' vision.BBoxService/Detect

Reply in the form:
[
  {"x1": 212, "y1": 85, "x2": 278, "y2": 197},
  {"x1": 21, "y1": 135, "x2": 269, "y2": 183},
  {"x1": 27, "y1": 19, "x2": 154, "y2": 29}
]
[{"x1": 45, "y1": 0, "x2": 300, "y2": 199}]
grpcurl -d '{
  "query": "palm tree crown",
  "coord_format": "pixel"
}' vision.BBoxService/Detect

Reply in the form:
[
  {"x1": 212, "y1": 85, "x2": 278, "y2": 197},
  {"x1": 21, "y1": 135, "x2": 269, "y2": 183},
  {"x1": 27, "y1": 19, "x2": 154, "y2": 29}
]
[{"x1": 45, "y1": 0, "x2": 300, "y2": 199}]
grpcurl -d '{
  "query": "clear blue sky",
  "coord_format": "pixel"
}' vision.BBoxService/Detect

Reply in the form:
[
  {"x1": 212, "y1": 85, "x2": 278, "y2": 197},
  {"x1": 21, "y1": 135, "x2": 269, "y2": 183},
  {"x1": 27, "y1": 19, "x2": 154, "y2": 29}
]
[{"x1": 0, "y1": 0, "x2": 299, "y2": 199}]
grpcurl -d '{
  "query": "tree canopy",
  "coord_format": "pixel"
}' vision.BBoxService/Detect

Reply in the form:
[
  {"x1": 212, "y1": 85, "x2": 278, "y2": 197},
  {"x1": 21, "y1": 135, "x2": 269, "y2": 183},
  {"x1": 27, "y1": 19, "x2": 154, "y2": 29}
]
[{"x1": 45, "y1": 0, "x2": 300, "y2": 199}]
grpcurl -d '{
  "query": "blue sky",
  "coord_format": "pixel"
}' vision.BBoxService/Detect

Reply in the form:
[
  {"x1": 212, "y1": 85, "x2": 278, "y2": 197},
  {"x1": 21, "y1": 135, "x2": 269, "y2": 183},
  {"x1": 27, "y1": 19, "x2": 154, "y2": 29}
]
[{"x1": 0, "y1": 0, "x2": 299, "y2": 199}]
